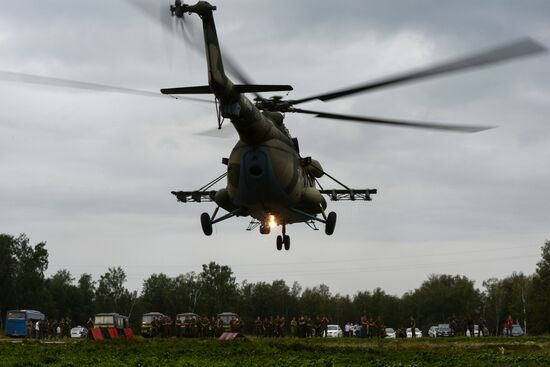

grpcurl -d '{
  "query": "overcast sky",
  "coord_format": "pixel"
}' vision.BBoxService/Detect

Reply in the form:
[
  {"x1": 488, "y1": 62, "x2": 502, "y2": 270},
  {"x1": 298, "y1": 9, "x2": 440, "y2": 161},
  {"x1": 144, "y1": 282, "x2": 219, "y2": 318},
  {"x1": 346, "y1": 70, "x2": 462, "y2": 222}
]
[{"x1": 1, "y1": 0, "x2": 549, "y2": 298}]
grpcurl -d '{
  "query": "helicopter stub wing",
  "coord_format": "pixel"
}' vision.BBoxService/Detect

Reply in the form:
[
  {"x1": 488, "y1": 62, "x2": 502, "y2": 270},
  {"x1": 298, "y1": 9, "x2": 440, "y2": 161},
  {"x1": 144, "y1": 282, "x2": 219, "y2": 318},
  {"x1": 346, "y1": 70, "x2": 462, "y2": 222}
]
[
  {"x1": 171, "y1": 190, "x2": 216, "y2": 203},
  {"x1": 320, "y1": 189, "x2": 377, "y2": 201}
]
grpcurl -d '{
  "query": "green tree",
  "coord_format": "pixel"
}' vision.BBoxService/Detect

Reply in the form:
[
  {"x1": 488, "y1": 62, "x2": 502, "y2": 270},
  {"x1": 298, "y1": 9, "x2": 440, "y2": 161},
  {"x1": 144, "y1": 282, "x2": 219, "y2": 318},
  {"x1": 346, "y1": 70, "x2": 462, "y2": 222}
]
[
  {"x1": 197, "y1": 262, "x2": 238, "y2": 315},
  {"x1": 95, "y1": 266, "x2": 134, "y2": 315},
  {"x1": 0, "y1": 234, "x2": 49, "y2": 319},
  {"x1": 77, "y1": 273, "x2": 96, "y2": 323},
  {"x1": 407, "y1": 274, "x2": 481, "y2": 329},
  {"x1": 141, "y1": 273, "x2": 175, "y2": 316},
  {"x1": 529, "y1": 240, "x2": 550, "y2": 334}
]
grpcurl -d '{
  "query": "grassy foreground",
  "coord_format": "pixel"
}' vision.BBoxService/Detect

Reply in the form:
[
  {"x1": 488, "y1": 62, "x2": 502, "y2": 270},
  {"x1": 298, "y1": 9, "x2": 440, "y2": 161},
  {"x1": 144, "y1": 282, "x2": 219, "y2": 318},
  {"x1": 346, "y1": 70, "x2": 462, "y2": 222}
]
[{"x1": 1, "y1": 337, "x2": 550, "y2": 366}]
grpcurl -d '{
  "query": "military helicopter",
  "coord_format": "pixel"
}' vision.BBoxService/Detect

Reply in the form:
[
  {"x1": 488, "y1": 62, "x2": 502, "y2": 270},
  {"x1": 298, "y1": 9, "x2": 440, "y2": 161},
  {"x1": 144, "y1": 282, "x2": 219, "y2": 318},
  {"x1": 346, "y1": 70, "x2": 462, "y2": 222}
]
[{"x1": 0, "y1": 1, "x2": 546, "y2": 251}]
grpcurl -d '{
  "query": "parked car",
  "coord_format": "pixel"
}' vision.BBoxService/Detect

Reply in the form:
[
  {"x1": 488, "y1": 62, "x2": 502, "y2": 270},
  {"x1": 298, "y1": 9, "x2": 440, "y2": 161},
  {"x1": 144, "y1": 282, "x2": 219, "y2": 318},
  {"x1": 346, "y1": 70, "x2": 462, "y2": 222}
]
[
  {"x1": 385, "y1": 328, "x2": 396, "y2": 339},
  {"x1": 406, "y1": 328, "x2": 422, "y2": 338},
  {"x1": 502, "y1": 324, "x2": 524, "y2": 337},
  {"x1": 466, "y1": 324, "x2": 490, "y2": 337},
  {"x1": 436, "y1": 323, "x2": 453, "y2": 337},
  {"x1": 428, "y1": 325, "x2": 438, "y2": 338},
  {"x1": 70, "y1": 326, "x2": 88, "y2": 339},
  {"x1": 326, "y1": 324, "x2": 343, "y2": 338}
]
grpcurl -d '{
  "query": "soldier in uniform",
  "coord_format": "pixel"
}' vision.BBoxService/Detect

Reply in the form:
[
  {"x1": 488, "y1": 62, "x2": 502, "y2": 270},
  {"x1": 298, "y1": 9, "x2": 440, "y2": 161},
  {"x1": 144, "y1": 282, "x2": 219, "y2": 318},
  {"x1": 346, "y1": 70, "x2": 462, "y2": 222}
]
[
  {"x1": 49, "y1": 319, "x2": 58, "y2": 339},
  {"x1": 376, "y1": 316, "x2": 385, "y2": 338},
  {"x1": 360, "y1": 316, "x2": 367, "y2": 338},
  {"x1": 410, "y1": 316, "x2": 417, "y2": 338},
  {"x1": 86, "y1": 317, "x2": 94, "y2": 332},
  {"x1": 42, "y1": 319, "x2": 50, "y2": 339},
  {"x1": 371, "y1": 317, "x2": 378, "y2": 338},
  {"x1": 58, "y1": 319, "x2": 66, "y2": 339},
  {"x1": 278, "y1": 315, "x2": 285, "y2": 337},
  {"x1": 25, "y1": 319, "x2": 33, "y2": 338},
  {"x1": 165, "y1": 316, "x2": 173, "y2": 337},
  {"x1": 290, "y1": 317, "x2": 298, "y2": 337},
  {"x1": 65, "y1": 318, "x2": 72, "y2": 338},
  {"x1": 466, "y1": 315, "x2": 475, "y2": 337},
  {"x1": 255, "y1": 316, "x2": 263, "y2": 337},
  {"x1": 367, "y1": 316, "x2": 374, "y2": 338},
  {"x1": 305, "y1": 316, "x2": 313, "y2": 338},
  {"x1": 313, "y1": 316, "x2": 322, "y2": 338},
  {"x1": 450, "y1": 315, "x2": 458, "y2": 336},
  {"x1": 216, "y1": 317, "x2": 224, "y2": 337},
  {"x1": 201, "y1": 315, "x2": 209, "y2": 337},
  {"x1": 235, "y1": 316, "x2": 244, "y2": 334},
  {"x1": 478, "y1": 317, "x2": 487, "y2": 337},
  {"x1": 208, "y1": 316, "x2": 216, "y2": 338},
  {"x1": 151, "y1": 317, "x2": 159, "y2": 337},
  {"x1": 298, "y1": 316, "x2": 306, "y2": 338}
]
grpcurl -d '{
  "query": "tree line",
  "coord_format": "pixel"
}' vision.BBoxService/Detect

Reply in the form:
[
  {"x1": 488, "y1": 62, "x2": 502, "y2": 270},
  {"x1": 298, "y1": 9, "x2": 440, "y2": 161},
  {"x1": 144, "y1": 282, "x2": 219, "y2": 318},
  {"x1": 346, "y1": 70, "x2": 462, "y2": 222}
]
[{"x1": 1, "y1": 233, "x2": 549, "y2": 335}]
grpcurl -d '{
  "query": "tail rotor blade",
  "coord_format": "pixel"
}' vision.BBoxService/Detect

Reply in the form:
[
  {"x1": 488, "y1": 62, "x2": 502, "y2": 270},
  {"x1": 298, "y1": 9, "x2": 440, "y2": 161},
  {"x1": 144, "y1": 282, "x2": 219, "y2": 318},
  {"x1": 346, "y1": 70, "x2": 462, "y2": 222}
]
[{"x1": 159, "y1": 3, "x2": 176, "y2": 68}]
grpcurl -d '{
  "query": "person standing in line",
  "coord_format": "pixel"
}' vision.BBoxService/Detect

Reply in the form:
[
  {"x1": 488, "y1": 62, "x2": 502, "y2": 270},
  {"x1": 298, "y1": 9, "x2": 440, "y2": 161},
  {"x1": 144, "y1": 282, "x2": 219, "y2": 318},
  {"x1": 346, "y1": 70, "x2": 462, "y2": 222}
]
[
  {"x1": 410, "y1": 316, "x2": 416, "y2": 338},
  {"x1": 290, "y1": 317, "x2": 298, "y2": 337},
  {"x1": 34, "y1": 320, "x2": 40, "y2": 339},
  {"x1": 505, "y1": 315, "x2": 513, "y2": 336},
  {"x1": 25, "y1": 319, "x2": 33, "y2": 339},
  {"x1": 321, "y1": 315, "x2": 329, "y2": 338},
  {"x1": 478, "y1": 317, "x2": 486, "y2": 337}
]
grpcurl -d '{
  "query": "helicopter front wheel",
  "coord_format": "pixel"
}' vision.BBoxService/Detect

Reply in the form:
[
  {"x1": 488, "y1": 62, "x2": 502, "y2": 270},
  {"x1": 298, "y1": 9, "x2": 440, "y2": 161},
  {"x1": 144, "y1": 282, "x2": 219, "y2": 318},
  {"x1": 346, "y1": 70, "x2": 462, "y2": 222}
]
[
  {"x1": 201, "y1": 212, "x2": 213, "y2": 236},
  {"x1": 283, "y1": 235, "x2": 290, "y2": 250}
]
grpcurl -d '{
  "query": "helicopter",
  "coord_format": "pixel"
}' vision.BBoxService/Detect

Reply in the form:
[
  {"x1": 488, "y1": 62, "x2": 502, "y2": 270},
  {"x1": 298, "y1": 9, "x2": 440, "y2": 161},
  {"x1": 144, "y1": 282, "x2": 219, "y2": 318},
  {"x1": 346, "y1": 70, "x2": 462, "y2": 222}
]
[{"x1": 0, "y1": 1, "x2": 546, "y2": 251}]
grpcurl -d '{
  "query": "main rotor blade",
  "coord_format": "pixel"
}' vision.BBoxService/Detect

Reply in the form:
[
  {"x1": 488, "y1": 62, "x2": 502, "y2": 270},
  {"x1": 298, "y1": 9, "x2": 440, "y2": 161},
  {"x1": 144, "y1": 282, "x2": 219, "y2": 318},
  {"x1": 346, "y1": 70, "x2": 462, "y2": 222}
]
[
  {"x1": 0, "y1": 70, "x2": 213, "y2": 103},
  {"x1": 292, "y1": 108, "x2": 493, "y2": 133},
  {"x1": 292, "y1": 38, "x2": 547, "y2": 105}
]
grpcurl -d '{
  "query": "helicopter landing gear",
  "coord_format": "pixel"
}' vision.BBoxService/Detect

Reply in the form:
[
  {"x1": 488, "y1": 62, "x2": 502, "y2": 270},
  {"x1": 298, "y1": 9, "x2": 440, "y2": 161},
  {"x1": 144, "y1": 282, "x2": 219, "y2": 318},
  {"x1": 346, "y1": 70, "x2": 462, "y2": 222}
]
[
  {"x1": 276, "y1": 224, "x2": 290, "y2": 251},
  {"x1": 276, "y1": 235, "x2": 290, "y2": 251},
  {"x1": 200, "y1": 207, "x2": 240, "y2": 236},
  {"x1": 288, "y1": 206, "x2": 337, "y2": 236}
]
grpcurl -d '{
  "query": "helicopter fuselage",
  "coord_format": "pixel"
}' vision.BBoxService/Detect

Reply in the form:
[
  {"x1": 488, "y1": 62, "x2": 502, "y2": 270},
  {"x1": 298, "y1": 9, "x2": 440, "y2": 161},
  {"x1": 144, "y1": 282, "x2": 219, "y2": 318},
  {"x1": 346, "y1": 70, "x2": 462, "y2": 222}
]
[{"x1": 190, "y1": 3, "x2": 326, "y2": 226}]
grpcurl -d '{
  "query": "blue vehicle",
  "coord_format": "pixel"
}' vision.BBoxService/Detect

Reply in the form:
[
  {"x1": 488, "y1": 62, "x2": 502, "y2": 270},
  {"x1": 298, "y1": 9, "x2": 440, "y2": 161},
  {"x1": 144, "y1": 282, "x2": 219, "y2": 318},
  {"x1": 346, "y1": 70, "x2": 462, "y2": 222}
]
[{"x1": 5, "y1": 309, "x2": 45, "y2": 337}]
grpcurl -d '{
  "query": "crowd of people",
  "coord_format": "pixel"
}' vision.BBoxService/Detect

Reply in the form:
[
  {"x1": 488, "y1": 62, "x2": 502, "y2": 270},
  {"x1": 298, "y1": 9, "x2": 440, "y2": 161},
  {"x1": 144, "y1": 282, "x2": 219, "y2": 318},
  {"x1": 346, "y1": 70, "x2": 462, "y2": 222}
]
[
  {"x1": 24, "y1": 318, "x2": 74, "y2": 339},
  {"x1": 147, "y1": 315, "x2": 245, "y2": 338},
  {"x1": 255, "y1": 315, "x2": 331, "y2": 338}
]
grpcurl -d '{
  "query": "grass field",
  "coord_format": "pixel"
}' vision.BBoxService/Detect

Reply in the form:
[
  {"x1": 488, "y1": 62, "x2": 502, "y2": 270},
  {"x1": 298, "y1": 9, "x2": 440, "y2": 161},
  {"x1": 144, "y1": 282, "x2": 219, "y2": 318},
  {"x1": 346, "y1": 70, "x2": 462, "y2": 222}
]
[{"x1": 1, "y1": 337, "x2": 550, "y2": 366}]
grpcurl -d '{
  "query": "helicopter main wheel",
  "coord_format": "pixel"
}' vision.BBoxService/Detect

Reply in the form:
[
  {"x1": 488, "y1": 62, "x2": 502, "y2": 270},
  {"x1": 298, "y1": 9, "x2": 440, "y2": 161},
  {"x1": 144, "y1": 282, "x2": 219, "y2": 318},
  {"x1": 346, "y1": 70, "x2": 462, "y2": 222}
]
[
  {"x1": 200, "y1": 212, "x2": 213, "y2": 236},
  {"x1": 283, "y1": 235, "x2": 290, "y2": 251},
  {"x1": 325, "y1": 212, "x2": 337, "y2": 235},
  {"x1": 276, "y1": 235, "x2": 283, "y2": 251}
]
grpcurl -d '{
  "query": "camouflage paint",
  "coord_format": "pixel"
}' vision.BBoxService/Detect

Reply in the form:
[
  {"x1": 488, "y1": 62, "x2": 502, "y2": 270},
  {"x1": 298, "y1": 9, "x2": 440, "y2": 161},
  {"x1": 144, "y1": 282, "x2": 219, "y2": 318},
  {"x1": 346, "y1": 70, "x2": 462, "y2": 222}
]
[{"x1": 187, "y1": 1, "x2": 322, "y2": 224}]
